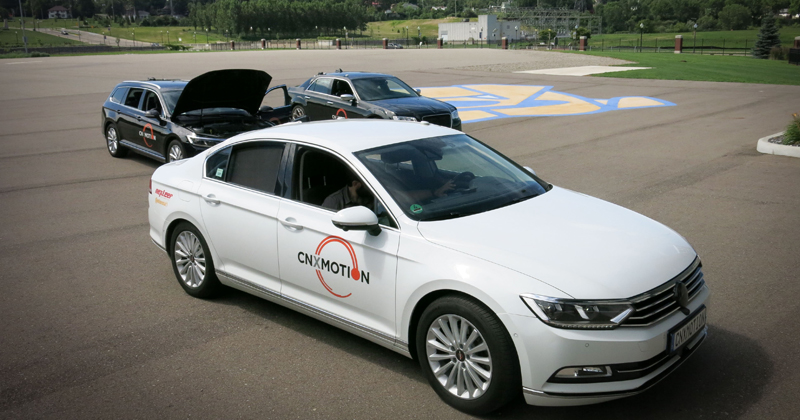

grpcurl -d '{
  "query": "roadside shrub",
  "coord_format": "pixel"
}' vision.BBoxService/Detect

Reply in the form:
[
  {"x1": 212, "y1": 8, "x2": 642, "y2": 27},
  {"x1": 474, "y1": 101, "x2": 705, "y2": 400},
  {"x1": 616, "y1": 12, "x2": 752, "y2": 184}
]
[
  {"x1": 784, "y1": 113, "x2": 800, "y2": 146},
  {"x1": 769, "y1": 46, "x2": 790, "y2": 60},
  {"x1": 575, "y1": 27, "x2": 591, "y2": 39},
  {"x1": 30, "y1": 51, "x2": 49, "y2": 57},
  {"x1": 672, "y1": 22, "x2": 690, "y2": 32}
]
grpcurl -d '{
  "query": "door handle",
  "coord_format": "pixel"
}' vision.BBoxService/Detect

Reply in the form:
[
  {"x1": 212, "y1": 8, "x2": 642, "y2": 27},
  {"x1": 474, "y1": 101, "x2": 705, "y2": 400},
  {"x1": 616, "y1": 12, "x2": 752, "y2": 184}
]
[
  {"x1": 203, "y1": 194, "x2": 221, "y2": 205},
  {"x1": 280, "y1": 218, "x2": 304, "y2": 231},
  {"x1": 326, "y1": 101, "x2": 334, "y2": 105},
  {"x1": 304, "y1": 96, "x2": 311, "y2": 99},
  {"x1": 137, "y1": 116, "x2": 143, "y2": 121}
]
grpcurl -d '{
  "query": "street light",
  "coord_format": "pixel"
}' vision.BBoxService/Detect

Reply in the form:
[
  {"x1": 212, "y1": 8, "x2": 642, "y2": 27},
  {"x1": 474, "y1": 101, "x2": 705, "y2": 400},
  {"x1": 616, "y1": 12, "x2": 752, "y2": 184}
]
[
  {"x1": 515, "y1": 25, "x2": 518, "y2": 48},
  {"x1": 132, "y1": 27, "x2": 135, "y2": 46},
  {"x1": 693, "y1": 23, "x2": 697, "y2": 53},
  {"x1": 18, "y1": 0, "x2": 28, "y2": 53},
  {"x1": 193, "y1": 31, "x2": 196, "y2": 43},
  {"x1": 160, "y1": 31, "x2": 163, "y2": 44},
  {"x1": 167, "y1": 30, "x2": 170, "y2": 44},
  {"x1": 205, "y1": 28, "x2": 209, "y2": 44},
  {"x1": 405, "y1": 26, "x2": 408, "y2": 45},
  {"x1": 344, "y1": 26, "x2": 348, "y2": 48},
  {"x1": 639, "y1": 22, "x2": 644, "y2": 52},
  {"x1": 480, "y1": 26, "x2": 483, "y2": 48}
]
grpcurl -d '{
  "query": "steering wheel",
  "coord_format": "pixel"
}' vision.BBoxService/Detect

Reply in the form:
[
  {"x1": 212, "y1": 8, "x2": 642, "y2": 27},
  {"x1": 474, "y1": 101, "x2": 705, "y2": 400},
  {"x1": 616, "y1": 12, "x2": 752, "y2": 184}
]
[{"x1": 444, "y1": 171, "x2": 476, "y2": 195}]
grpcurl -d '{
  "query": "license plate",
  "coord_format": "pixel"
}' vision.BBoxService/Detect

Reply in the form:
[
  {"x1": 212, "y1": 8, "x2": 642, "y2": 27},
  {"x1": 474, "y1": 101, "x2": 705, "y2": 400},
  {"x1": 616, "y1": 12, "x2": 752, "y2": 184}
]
[{"x1": 670, "y1": 307, "x2": 707, "y2": 352}]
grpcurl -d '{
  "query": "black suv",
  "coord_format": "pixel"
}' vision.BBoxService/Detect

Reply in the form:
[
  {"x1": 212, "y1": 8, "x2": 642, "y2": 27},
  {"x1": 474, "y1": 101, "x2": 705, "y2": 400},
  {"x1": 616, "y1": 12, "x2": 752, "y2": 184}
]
[
  {"x1": 101, "y1": 69, "x2": 293, "y2": 163},
  {"x1": 288, "y1": 71, "x2": 461, "y2": 131}
]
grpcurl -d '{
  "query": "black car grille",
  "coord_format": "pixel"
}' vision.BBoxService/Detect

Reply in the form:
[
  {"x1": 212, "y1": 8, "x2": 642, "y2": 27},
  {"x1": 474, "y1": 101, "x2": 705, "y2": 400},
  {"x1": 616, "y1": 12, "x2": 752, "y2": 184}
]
[
  {"x1": 623, "y1": 259, "x2": 705, "y2": 326},
  {"x1": 422, "y1": 113, "x2": 451, "y2": 128}
]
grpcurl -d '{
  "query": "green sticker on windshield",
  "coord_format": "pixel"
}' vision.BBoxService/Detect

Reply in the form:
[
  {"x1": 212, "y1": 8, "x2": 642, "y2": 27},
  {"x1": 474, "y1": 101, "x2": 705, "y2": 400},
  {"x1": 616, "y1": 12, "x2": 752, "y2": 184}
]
[
  {"x1": 216, "y1": 168, "x2": 224, "y2": 178},
  {"x1": 410, "y1": 204, "x2": 423, "y2": 214}
]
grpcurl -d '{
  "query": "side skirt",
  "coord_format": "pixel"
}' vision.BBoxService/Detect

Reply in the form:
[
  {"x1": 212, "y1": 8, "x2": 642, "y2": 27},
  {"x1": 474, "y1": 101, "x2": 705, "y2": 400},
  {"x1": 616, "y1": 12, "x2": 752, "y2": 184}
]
[
  {"x1": 120, "y1": 140, "x2": 166, "y2": 162},
  {"x1": 217, "y1": 270, "x2": 411, "y2": 358}
]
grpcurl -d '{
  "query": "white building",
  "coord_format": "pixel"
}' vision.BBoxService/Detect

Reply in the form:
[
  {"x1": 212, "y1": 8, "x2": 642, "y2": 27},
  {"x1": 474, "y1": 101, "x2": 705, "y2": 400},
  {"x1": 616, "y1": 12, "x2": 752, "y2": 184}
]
[
  {"x1": 48, "y1": 6, "x2": 71, "y2": 19},
  {"x1": 438, "y1": 15, "x2": 523, "y2": 42}
]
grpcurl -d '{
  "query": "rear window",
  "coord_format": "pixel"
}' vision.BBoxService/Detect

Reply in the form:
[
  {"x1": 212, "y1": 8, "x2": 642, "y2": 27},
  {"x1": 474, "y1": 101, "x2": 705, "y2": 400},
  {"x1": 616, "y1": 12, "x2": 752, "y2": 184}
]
[{"x1": 110, "y1": 87, "x2": 127, "y2": 104}]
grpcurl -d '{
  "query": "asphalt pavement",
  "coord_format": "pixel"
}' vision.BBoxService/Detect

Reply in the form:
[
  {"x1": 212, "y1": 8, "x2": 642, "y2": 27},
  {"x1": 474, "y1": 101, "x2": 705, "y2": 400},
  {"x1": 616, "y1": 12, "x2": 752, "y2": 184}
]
[{"x1": 0, "y1": 49, "x2": 798, "y2": 419}]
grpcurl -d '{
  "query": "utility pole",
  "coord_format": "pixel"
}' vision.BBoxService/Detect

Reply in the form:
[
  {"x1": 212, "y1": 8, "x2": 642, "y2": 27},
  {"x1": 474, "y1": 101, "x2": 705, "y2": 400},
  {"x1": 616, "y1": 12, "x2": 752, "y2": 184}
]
[{"x1": 18, "y1": 0, "x2": 28, "y2": 53}]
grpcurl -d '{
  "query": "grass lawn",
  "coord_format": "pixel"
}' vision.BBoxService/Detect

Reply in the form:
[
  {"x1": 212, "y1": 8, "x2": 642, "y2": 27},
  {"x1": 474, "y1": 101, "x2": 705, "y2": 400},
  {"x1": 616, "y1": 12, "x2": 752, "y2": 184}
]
[
  {"x1": 590, "y1": 27, "x2": 800, "y2": 49},
  {"x1": 566, "y1": 51, "x2": 800, "y2": 85},
  {"x1": 0, "y1": 28, "x2": 83, "y2": 47},
  {"x1": 81, "y1": 26, "x2": 233, "y2": 44},
  {"x1": 366, "y1": 18, "x2": 472, "y2": 39}
]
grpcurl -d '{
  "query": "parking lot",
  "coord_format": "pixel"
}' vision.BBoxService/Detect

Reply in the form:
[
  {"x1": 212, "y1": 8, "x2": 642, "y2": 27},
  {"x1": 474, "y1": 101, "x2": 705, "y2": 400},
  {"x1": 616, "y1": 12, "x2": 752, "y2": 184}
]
[{"x1": 1, "y1": 49, "x2": 798, "y2": 419}]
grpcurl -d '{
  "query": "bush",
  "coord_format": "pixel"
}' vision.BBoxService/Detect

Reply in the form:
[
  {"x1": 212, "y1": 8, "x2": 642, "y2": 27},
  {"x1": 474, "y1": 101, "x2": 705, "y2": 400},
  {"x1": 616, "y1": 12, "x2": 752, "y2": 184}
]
[
  {"x1": 30, "y1": 51, "x2": 50, "y2": 57},
  {"x1": 785, "y1": 113, "x2": 800, "y2": 146},
  {"x1": 770, "y1": 46, "x2": 790, "y2": 60},
  {"x1": 696, "y1": 15, "x2": 718, "y2": 31}
]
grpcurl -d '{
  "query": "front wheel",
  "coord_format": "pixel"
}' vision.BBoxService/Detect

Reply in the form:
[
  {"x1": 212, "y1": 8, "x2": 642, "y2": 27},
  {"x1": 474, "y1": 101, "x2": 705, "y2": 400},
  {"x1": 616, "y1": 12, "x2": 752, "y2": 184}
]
[
  {"x1": 167, "y1": 139, "x2": 185, "y2": 163},
  {"x1": 416, "y1": 295, "x2": 520, "y2": 415},
  {"x1": 170, "y1": 222, "x2": 222, "y2": 298},
  {"x1": 291, "y1": 104, "x2": 306, "y2": 120}
]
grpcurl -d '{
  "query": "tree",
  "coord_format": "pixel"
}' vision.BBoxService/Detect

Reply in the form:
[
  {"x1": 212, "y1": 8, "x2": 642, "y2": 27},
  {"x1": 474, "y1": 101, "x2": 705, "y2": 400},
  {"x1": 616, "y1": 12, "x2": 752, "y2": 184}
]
[
  {"x1": 718, "y1": 4, "x2": 751, "y2": 30},
  {"x1": 753, "y1": 16, "x2": 781, "y2": 59}
]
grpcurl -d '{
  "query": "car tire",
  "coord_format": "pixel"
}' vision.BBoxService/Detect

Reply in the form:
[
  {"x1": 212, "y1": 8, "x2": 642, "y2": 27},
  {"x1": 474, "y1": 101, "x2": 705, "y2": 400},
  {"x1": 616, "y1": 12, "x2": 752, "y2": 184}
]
[
  {"x1": 167, "y1": 139, "x2": 185, "y2": 162},
  {"x1": 169, "y1": 222, "x2": 222, "y2": 299},
  {"x1": 105, "y1": 123, "x2": 127, "y2": 158},
  {"x1": 416, "y1": 295, "x2": 520, "y2": 415},
  {"x1": 291, "y1": 104, "x2": 306, "y2": 120}
]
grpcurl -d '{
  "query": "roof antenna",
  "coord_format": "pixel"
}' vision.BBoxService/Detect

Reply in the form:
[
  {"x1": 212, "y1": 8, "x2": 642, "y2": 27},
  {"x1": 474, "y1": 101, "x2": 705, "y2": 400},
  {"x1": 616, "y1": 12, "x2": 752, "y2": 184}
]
[{"x1": 335, "y1": 68, "x2": 343, "y2": 73}]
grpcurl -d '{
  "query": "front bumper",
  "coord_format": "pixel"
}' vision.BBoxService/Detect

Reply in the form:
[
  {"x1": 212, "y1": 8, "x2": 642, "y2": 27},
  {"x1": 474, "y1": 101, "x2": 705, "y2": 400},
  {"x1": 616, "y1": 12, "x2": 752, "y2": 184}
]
[{"x1": 509, "y1": 284, "x2": 710, "y2": 407}]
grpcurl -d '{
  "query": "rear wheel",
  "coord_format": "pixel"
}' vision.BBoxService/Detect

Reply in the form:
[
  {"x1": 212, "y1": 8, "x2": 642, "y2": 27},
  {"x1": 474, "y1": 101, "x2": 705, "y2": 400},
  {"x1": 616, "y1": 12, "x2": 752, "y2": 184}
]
[
  {"x1": 169, "y1": 222, "x2": 222, "y2": 298},
  {"x1": 416, "y1": 295, "x2": 520, "y2": 415},
  {"x1": 105, "y1": 123, "x2": 127, "y2": 158},
  {"x1": 167, "y1": 139, "x2": 185, "y2": 162}
]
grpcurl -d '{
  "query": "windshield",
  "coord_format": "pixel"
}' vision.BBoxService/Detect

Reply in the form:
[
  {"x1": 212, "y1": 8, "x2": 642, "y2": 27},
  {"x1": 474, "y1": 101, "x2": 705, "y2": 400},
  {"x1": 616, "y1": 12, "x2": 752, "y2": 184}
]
[
  {"x1": 162, "y1": 89, "x2": 253, "y2": 117},
  {"x1": 352, "y1": 77, "x2": 418, "y2": 101},
  {"x1": 355, "y1": 134, "x2": 548, "y2": 221}
]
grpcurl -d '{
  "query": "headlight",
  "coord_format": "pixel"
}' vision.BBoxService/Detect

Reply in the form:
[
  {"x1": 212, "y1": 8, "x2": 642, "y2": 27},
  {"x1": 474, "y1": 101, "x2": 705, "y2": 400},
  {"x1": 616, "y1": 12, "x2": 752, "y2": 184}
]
[
  {"x1": 451, "y1": 109, "x2": 460, "y2": 120},
  {"x1": 520, "y1": 294, "x2": 633, "y2": 330},
  {"x1": 187, "y1": 134, "x2": 223, "y2": 147},
  {"x1": 392, "y1": 115, "x2": 417, "y2": 122}
]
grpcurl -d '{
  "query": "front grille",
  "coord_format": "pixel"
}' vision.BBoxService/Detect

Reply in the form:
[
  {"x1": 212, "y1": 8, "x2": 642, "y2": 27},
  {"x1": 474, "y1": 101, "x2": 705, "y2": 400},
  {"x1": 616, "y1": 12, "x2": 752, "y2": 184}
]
[
  {"x1": 422, "y1": 113, "x2": 452, "y2": 128},
  {"x1": 622, "y1": 259, "x2": 705, "y2": 327}
]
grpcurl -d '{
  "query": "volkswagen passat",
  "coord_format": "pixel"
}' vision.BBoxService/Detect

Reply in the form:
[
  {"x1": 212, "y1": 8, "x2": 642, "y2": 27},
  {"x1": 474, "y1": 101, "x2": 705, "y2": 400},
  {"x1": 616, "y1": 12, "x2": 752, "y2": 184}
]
[{"x1": 148, "y1": 120, "x2": 709, "y2": 414}]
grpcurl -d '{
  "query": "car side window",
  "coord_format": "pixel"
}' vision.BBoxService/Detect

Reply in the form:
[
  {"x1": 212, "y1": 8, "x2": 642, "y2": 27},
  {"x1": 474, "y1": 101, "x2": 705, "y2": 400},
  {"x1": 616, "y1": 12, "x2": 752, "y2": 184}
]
[
  {"x1": 226, "y1": 142, "x2": 285, "y2": 194},
  {"x1": 309, "y1": 78, "x2": 333, "y2": 95},
  {"x1": 331, "y1": 80, "x2": 354, "y2": 97},
  {"x1": 205, "y1": 147, "x2": 232, "y2": 180},
  {"x1": 110, "y1": 87, "x2": 127, "y2": 104},
  {"x1": 124, "y1": 88, "x2": 144, "y2": 108},
  {"x1": 140, "y1": 90, "x2": 162, "y2": 114},
  {"x1": 292, "y1": 147, "x2": 397, "y2": 228}
]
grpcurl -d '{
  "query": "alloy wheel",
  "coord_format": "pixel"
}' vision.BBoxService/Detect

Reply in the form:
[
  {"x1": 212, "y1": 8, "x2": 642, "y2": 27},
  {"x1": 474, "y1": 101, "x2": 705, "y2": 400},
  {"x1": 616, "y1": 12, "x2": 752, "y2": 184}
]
[
  {"x1": 425, "y1": 315, "x2": 493, "y2": 400},
  {"x1": 168, "y1": 143, "x2": 184, "y2": 162},
  {"x1": 174, "y1": 231, "x2": 206, "y2": 288},
  {"x1": 106, "y1": 126, "x2": 118, "y2": 154},
  {"x1": 292, "y1": 106, "x2": 305, "y2": 119}
]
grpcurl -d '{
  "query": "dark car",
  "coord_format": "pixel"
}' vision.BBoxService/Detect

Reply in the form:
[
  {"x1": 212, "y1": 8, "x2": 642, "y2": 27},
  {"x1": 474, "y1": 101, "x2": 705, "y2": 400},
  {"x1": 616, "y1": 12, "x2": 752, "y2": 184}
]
[
  {"x1": 101, "y1": 69, "x2": 293, "y2": 163},
  {"x1": 288, "y1": 71, "x2": 461, "y2": 131}
]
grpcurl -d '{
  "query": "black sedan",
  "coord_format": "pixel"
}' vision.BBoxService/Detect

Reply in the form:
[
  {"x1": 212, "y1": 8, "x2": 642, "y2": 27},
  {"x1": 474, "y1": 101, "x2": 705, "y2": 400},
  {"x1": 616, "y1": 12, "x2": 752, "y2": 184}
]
[
  {"x1": 288, "y1": 71, "x2": 461, "y2": 131},
  {"x1": 101, "y1": 69, "x2": 293, "y2": 163}
]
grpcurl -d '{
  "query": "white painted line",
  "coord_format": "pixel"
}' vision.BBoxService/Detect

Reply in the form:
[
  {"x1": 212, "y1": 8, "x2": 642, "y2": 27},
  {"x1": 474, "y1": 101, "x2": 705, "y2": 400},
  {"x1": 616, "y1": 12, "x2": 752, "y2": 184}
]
[
  {"x1": 5, "y1": 61, "x2": 43, "y2": 65},
  {"x1": 514, "y1": 66, "x2": 651, "y2": 76}
]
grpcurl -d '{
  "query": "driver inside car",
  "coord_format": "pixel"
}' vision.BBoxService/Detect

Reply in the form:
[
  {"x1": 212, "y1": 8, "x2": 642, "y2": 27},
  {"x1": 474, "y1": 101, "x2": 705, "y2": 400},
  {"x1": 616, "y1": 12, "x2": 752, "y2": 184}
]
[{"x1": 321, "y1": 176, "x2": 375, "y2": 212}]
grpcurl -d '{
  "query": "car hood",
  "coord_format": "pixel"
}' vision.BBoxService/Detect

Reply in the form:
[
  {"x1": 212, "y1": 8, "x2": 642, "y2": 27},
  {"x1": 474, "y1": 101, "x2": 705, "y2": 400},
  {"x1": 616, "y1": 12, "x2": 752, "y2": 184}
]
[
  {"x1": 369, "y1": 96, "x2": 452, "y2": 116},
  {"x1": 415, "y1": 187, "x2": 697, "y2": 299},
  {"x1": 172, "y1": 69, "x2": 272, "y2": 117}
]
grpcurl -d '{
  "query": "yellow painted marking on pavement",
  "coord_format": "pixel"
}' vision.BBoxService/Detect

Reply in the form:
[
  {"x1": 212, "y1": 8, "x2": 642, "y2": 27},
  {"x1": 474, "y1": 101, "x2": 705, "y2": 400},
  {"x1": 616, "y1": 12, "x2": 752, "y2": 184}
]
[
  {"x1": 596, "y1": 99, "x2": 608, "y2": 105},
  {"x1": 459, "y1": 110, "x2": 497, "y2": 122},
  {"x1": 417, "y1": 87, "x2": 477, "y2": 98},
  {"x1": 617, "y1": 97, "x2": 664, "y2": 108},
  {"x1": 497, "y1": 92, "x2": 600, "y2": 116},
  {"x1": 459, "y1": 85, "x2": 544, "y2": 108}
]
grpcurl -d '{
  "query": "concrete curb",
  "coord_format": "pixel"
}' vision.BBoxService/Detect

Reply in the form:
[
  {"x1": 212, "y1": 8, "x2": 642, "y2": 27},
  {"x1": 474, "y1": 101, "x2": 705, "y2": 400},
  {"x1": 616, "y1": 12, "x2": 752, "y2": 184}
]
[{"x1": 757, "y1": 132, "x2": 800, "y2": 158}]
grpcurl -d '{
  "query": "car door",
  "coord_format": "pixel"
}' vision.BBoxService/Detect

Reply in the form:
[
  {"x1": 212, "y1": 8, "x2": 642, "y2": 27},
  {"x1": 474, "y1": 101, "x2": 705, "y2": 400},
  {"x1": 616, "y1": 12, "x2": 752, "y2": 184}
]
[
  {"x1": 276, "y1": 144, "x2": 400, "y2": 339},
  {"x1": 259, "y1": 85, "x2": 293, "y2": 124},
  {"x1": 138, "y1": 89, "x2": 170, "y2": 155},
  {"x1": 319, "y1": 79, "x2": 365, "y2": 120},
  {"x1": 197, "y1": 141, "x2": 288, "y2": 293},
  {"x1": 117, "y1": 87, "x2": 144, "y2": 145},
  {"x1": 303, "y1": 77, "x2": 333, "y2": 120}
]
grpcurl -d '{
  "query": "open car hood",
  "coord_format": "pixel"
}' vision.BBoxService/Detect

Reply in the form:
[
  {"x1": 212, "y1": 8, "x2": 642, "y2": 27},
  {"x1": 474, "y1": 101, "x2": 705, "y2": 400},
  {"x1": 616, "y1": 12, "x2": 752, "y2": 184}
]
[{"x1": 172, "y1": 69, "x2": 272, "y2": 117}]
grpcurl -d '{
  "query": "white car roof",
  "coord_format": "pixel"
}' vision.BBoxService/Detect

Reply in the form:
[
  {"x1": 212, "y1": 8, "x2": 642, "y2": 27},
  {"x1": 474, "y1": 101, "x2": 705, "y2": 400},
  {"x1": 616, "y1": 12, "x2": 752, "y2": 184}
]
[{"x1": 235, "y1": 119, "x2": 459, "y2": 154}]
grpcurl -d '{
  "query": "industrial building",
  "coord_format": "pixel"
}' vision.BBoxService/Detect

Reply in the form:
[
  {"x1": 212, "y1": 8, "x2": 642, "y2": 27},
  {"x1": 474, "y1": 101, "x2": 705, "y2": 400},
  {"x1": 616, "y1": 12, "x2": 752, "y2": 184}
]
[{"x1": 438, "y1": 15, "x2": 523, "y2": 42}]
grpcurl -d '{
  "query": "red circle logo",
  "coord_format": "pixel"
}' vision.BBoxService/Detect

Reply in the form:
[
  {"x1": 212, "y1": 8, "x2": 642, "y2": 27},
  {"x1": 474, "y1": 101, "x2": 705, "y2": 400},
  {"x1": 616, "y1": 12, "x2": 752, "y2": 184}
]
[
  {"x1": 142, "y1": 123, "x2": 155, "y2": 148},
  {"x1": 315, "y1": 235, "x2": 359, "y2": 298},
  {"x1": 336, "y1": 108, "x2": 348, "y2": 119}
]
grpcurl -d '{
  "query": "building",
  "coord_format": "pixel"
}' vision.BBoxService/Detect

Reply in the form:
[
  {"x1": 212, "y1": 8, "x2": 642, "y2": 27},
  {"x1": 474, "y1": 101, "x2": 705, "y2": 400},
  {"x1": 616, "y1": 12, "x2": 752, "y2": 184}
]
[
  {"x1": 438, "y1": 15, "x2": 523, "y2": 42},
  {"x1": 48, "y1": 6, "x2": 71, "y2": 19}
]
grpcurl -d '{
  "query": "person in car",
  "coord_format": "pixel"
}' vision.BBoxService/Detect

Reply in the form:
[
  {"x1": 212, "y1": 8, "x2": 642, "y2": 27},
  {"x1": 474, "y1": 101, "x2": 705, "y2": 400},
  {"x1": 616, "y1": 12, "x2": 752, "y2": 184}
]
[{"x1": 322, "y1": 177, "x2": 374, "y2": 211}]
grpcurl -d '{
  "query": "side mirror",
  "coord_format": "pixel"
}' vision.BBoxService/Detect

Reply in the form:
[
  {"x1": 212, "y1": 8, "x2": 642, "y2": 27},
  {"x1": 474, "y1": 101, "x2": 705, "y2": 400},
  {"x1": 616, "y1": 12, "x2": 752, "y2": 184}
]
[
  {"x1": 415, "y1": 89, "x2": 421, "y2": 95},
  {"x1": 145, "y1": 109, "x2": 160, "y2": 119},
  {"x1": 331, "y1": 206, "x2": 381, "y2": 236},
  {"x1": 524, "y1": 166, "x2": 536, "y2": 176},
  {"x1": 340, "y1": 94, "x2": 356, "y2": 105},
  {"x1": 259, "y1": 105, "x2": 274, "y2": 113}
]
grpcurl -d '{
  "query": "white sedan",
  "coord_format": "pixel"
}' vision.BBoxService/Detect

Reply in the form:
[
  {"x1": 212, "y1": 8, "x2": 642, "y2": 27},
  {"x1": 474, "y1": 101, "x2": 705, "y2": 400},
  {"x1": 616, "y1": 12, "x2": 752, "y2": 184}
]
[{"x1": 149, "y1": 119, "x2": 709, "y2": 414}]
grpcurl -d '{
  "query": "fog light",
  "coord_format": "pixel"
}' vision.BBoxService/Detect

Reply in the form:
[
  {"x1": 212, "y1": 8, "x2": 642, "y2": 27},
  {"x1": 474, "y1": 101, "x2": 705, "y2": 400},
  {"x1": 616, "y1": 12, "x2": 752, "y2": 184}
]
[{"x1": 555, "y1": 366, "x2": 612, "y2": 379}]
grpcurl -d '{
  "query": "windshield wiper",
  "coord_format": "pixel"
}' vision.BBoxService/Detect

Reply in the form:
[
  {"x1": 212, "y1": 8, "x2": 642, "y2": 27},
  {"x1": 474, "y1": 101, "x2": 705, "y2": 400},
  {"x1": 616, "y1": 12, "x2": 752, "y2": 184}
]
[
  {"x1": 494, "y1": 193, "x2": 538, "y2": 211},
  {"x1": 421, "y1": 211, "x2": 475, "y2": 222}
]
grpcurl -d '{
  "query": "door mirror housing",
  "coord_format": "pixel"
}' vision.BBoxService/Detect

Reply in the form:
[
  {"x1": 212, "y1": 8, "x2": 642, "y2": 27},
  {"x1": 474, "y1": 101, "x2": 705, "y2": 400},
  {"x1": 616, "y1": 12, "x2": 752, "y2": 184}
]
[
  {"x1": 415, "y1": 89, "x2": 421, "y2": 95},
  {"x1": 524, "y1": 166, "x2": 536, "y2": 176},
  {"x1": 331, "y1": 206, "x2": 381, "y2": 236},
  {"x1": 340, "y1": 94, "x2": 356, "y2": 105},
  {"x1": 145, "y1": 109, "x2": 160, "y2": 119},
  {"x1": 259, "y1": 105, "x2": 274, "y2": 113}
]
